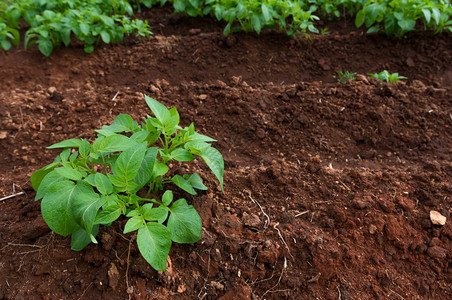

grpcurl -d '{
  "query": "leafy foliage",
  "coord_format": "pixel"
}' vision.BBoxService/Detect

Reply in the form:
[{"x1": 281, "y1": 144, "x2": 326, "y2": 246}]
[
  {"x1": 1, "y1": 0, "x2": 451, "y2": 55},
  {"x1": 335, "y1": 70, "x2": 357, "y2": 83},
  {"x1": 1, "y1": 0, "x2": 151, "y2": 56},
  {"x1": 354, "y1": 0, "x2": 452, "y2": 37},
  {"x1": 369, "y1": 70, "x2": 407, "y2": 82},
  {"x1": 31, "y1": 96, "x2": 224, "y2": 271},
  {"x1": 135, "y1": 0, "x2": 452, "y2": 38}
]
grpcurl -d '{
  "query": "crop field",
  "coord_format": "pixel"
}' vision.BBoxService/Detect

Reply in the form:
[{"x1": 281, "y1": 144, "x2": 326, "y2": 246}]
[{"x1": 0, "y1": 1, "x2": 451, "y2": 299}]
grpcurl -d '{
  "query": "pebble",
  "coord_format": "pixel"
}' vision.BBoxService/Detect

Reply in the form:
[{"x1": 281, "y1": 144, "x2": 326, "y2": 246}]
[
  {"x1": 369, "y1": 224, "x2": 377, "y2": 234},
  {"x1": 48, "y1": 86, "x2": 57, "y2": 94},
  {"x1": 0, "y1": 131, "x2": 7, "y2": 139},
  {"x1": 430, "y1": 210, "x2": 447, "y2": 226},
  {"x1": 427, "y1": 246, "x2": 447, "y2": 259},
  {"x1": 108, "y1": 263, "x2": 120, "y2": 290}
]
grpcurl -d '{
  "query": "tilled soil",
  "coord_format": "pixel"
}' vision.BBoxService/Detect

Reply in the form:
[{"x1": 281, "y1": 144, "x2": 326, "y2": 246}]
[{"x1": 0, "y1": 6, "x2": 451, "y2": 300}]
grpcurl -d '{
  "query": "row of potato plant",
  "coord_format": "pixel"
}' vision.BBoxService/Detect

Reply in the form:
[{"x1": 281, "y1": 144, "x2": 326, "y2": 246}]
[
  {"x1": 0, "y1": 0, "x2": 151, "y2": 56},
  {"x1": 1, "y1": 0, "x2": 451, "y2": 55}
]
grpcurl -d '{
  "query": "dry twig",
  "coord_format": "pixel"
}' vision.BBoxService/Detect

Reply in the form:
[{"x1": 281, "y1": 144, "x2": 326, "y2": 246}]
[{"x1": 0, "y1": 192, "x2": 25, "y2": 202}]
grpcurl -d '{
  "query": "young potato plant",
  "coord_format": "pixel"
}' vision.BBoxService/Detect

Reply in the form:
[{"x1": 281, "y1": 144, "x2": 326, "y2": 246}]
[
  {"x1": 2, "y1": 0, "x2": 151, "y2": 56},
  {"x1": 335, "y1": 70, "x2": 356, "y2": 83},
  {"x1": 355, "y1": 0, "x2": 452, "y2": 37},
  {"x1": 369, "y1": 70, "x2": 407, "y2": 82},
  {"x1": 31, "y1": 95, "x2": 224, "y2": 271}
]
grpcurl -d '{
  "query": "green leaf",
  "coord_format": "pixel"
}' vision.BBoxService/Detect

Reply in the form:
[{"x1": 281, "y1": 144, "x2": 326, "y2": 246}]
[
  {"x1": 79, "y1": 139, "x2": 91, "y2": 157},
  {"x1": 41, "y1": 180, "x2": 79, "y2": 236},
  {"x1": 84, "y1": 174, "x2": 96, "y2": 186},
  {"x1": 162, "y1": 190, "x2": 173, "y2": 206},
  {"x1": 142, "y1": 204, "x2": 168, "y2": 222},
  {"x1": 114, "y1": 142, "x2": 147, "y2": 181},
  {"x1": 171, "y1": 148, "x2": 195, "y2": 162},
  {"x1": 95, "y1": 202, "x2": 122, "y2": 225},
  {"x1": 100, "y1": 30, "x2": 111, "y2": 43},
  {"x1": 94, "y1": 173, "x2": 113, "y2": 195},
  {"x1": 251, "y1": 14, "x2": 263, "y2": 34},
  {"x1": 35, "y1": 169, "x2": 64, "y2": 200},
  {"x1": 133, "y1": 147, "x2": 158, "y2": 188},
  {"x1": 84, "y1": 44, "x2": 94, "y2": 53},
  {"x1": 199, "y1": 147, "x2": 224, "y2": 191},
  {"x1": 422, "y1": 8, "x2": 431, "y2": 24},
  {"x1": 47, "y1": 139, "x2": 83, "y2": 149},
  {"x1": 432, "y1": 7, "x2": 440, "y2": 25},
  {"x1": 59, "y1": 148, "x2": 71, "y2": 162},
  {"x1": 71, "y1": 225, "x2": 99, "y2": 251},
  {"x1": 187, "y1": 173, "x2": 208, "y2": 190},
  {"x1": 173, "y1": 0, "x2": 186, "y2": 12},
  {"x1": 398, "y1": 18, "x2": 415, "y2": 32},
  {"x1": 172, "y1": 175, "x2": 196, "y2": 195},
  {"x1": 153, "y1": 162, "x2": 169, "y2": 177},
  {"x1": 97, "y1": 134, "x2": 135, "y2": 154},
  {"x1": 1, "y1": 39, "x2": 11, "y2": 51},
  {"x1": 80, "y1": 23, "x2": 90, "y2": 35},
  {"x1": 261, "y1": 4, "x2": 270, "y2": 22},
  {"x1": 61, "y1": 28, "x2": 71, "y2": 46},
  {"x1": 108, "y1": 174, "x2": 127, "y2": 188},
  {"x1": 187, "y1": 132, "x2": 217, "y2": 142},
  {"x1": 130, "y1": 130, "x2": 150, "y2": 143},
  {"x1": 55, "y1": 167, "x2": 84, "y2": 181},
  {"x1": 124, "y1": 216, "x2": 145, "y2": 234},
  {"x1": 71, "y1": 181, "x2": 105, "y2": 236},
  {"x1": 145, "y1": 95, "x2": 171, "y2": 124},
  {"x1": 355, "y1": 10, "x2": 365, "y2": 27},
  {"x1": 38, "y1": 39, "x2": 53, "y2": 57},
  {"x1": 367, "y1": 25, "x2": 380, "y2": 34},
  {"x1": 168, "y1": 198, "x2": 202, "y2": 243},
  {"x1": 31, "y1": 163, "x2": 59, "y2": 192},
  {"x1": 96, "y1": 114, "x2": 135, "y2": 136},
  {"x1": 137, "y1": 222, "x2": 172, "y2": 271}
]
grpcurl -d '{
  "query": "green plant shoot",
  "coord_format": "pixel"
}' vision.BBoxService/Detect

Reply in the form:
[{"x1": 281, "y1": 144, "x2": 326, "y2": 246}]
[{"x1": 369, "y1": 70, "x2": 407, "y2": 82}]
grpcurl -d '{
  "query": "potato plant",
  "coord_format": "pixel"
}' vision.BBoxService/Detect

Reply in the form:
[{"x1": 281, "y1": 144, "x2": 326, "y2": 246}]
[
  {"x1": 369, "y1": 70, "x2": 407, "y2": 82},
  {"x1": 1, "y1": 0, "x2": 151, "y2": 56},
  {"x1": 31, "y1": 96, "x2": 224, "y2": 271}
]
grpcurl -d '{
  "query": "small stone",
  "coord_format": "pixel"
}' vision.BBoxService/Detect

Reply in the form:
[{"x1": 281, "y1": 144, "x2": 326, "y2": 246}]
[
  {"x1": 430, "y1": 210, "x2": 447, "y2": 226},
  {"x1": 406, "y1": 57, "x2": 415, "y2": 67},
  {"x1": 198, "y1": 94, "x2": 207, "y2": 100},
  {"x1": 353, "y1": 198, "x2": 370, "y2": 209},
  {"x1": 0, "y1": 131, "x2": 7, "y2": 139},
  {"x1": 48, "y1": 86, "x2": 57, "y2": 94},
  {"x1": 427, "y1": 246, "x2": 447, "y2": 259},
  {"x1": 108, "y1": 263, "x2": 120, "y2": 290},
  {"x1": 210, "y1": 281, "x2": 225, "y2": 291},
  {"x1": 242, "y1": 212, "x2": 261, "y2": 228},
  {"x1": 34, "y1": 263, "x2": 51, "y2": 276},
  {"x1": 369, "y1": 224, "x2": 377, "y2": 234},
  {"x1": 177, "y1": 284, "x2": 187, "y2": 293},
  {"x1": 188, "y1": 28, "x2": 201, "y2": 35},
  {"x1": 218, "y1": 284, "x2": 251, "y2": 300},
  {"x1": 148, "y1": 84, "x2": 160, "y2": 93},
  {"x1": 356, "y1": 74, "x2": 369, "y2": 84},
  {"x1": 411, "y1": 80, "x2": 426, "y2": 89},
  {"x1": 256, "y1": 128, "x2": 265, "y2": 139},
  {"x1": 231, "y1": 76, "x2": 242, "y2": 85}
]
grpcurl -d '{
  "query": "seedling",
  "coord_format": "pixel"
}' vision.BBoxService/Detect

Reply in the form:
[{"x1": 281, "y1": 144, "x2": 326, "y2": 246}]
[
  {"x1": 31, "y1": 95, "x2": 224, "y2": 271},
  {"x1": 335, "y1": 70, "x2": 357, "y2": 83},
  {"x1": 369, "y1": 70, "x2": 407, "y2": 82}
]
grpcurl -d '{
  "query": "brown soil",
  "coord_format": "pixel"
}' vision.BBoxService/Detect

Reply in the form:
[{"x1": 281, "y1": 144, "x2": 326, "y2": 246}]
[{"x1": 0, "y1": 6, "x2": 451, "y2": 300}]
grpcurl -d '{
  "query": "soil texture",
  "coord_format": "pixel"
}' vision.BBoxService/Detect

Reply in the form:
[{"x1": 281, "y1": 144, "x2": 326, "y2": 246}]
[{"x1": 0, "y1": 5, "x2": 451, "y2": 300}]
